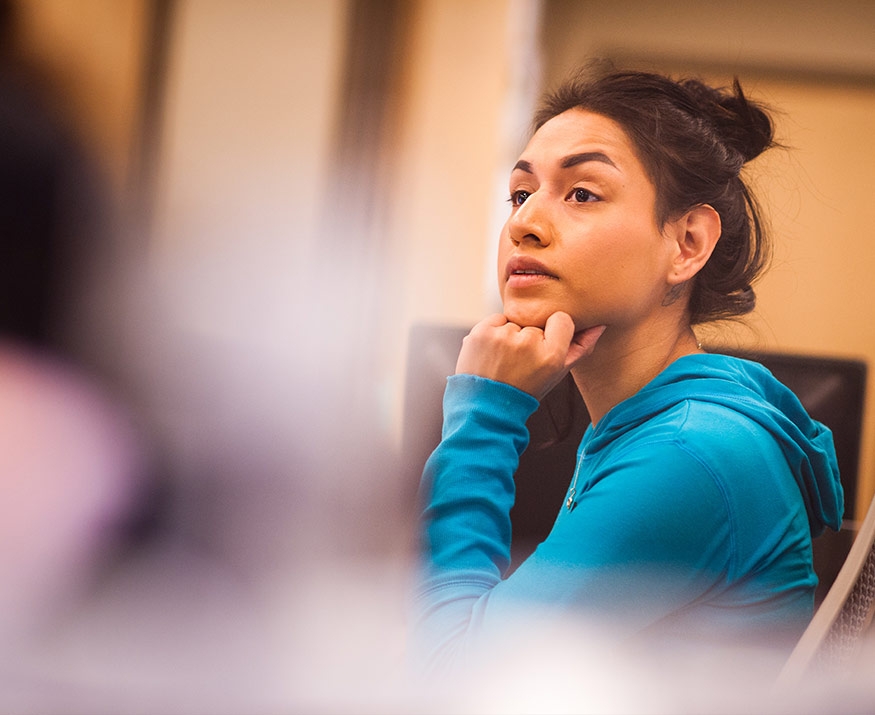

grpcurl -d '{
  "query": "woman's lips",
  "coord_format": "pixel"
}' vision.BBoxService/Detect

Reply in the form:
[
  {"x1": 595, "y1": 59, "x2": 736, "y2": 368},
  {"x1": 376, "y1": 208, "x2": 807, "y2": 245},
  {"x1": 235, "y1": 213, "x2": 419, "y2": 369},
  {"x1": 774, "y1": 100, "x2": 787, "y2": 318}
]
[{"x1": 504, "y1": 256, "x2": 558, "y2": 287}]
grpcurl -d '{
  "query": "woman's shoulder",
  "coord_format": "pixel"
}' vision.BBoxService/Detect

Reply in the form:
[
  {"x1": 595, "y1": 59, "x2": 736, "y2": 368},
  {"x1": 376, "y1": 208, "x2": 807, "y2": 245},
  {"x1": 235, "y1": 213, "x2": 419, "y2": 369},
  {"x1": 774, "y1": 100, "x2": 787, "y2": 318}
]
[
  {"x1": 607, "y1": 351, "x2": 799, "y2": 447},
  {"x1": 609, "y1": 398, "x2": 782, "y2": 468},
  {"x1": 593, "y1": 394, "x2": 791, "y2": 503}
]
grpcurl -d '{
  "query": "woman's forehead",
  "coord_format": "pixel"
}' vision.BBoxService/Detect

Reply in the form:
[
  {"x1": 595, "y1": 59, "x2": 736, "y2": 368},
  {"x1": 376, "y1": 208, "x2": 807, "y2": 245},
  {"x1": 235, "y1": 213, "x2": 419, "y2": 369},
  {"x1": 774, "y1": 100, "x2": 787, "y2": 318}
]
[{"x1": 517, "y1": 109, "x2": 641, "y2": 174}]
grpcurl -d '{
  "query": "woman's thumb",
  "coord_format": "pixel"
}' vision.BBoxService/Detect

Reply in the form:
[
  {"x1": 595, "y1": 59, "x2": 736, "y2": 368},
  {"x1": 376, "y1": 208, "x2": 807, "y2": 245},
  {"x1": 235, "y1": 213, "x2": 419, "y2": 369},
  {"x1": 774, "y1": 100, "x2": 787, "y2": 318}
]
[{"x1": 565, "y1": 324, "x2": 607, "y2": 368}]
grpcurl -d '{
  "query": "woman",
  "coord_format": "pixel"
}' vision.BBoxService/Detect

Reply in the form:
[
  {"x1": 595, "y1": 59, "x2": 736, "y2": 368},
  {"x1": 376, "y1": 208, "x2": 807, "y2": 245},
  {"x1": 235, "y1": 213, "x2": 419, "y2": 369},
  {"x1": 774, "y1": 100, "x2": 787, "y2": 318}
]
[{"x1": 414, "y1": 69, "x2": 842, "y2": 671}]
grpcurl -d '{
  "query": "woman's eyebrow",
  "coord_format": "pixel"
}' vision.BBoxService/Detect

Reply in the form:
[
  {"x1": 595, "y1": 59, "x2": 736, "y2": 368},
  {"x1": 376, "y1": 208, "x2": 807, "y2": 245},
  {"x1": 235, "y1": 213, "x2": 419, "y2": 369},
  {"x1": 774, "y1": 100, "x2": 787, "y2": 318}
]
[
  {"x1": 560, "y1": 152, "x2": 616, "y2": 169},
  {"x1": 512, "y1": 152, "x2": 617, "y2": 174}
]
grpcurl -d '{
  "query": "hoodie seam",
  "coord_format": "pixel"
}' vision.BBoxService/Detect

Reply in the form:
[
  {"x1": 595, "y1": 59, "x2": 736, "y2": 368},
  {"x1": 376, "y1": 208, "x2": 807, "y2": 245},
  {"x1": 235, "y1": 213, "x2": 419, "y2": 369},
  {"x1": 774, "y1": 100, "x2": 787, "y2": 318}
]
[
  {"x1": 597, "y1": 400, "x2": 739, "y2": 583},
  {"x1": 670, "y1": 438, "x2": 738, "y2": 583}
]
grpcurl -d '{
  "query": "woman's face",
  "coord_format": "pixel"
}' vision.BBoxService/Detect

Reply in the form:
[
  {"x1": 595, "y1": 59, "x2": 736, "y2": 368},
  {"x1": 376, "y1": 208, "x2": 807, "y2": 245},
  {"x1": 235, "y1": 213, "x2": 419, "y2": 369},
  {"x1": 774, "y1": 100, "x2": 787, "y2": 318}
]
[{"x1": 498, "y1": 108, "x2": 680, "y2": 335}]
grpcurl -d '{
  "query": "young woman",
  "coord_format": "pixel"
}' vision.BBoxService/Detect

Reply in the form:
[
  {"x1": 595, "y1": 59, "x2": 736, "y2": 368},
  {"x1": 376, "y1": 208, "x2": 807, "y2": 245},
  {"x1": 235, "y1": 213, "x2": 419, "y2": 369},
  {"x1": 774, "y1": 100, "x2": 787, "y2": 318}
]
[{"x1": 414, "y1": 69, "x2": 843, "y2": 671}]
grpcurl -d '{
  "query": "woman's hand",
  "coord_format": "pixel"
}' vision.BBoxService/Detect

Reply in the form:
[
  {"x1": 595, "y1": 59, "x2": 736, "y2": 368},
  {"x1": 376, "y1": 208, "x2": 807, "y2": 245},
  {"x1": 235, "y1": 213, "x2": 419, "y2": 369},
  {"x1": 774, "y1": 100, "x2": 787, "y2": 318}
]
[{"x1": 455, "y1": 312, "x2": 606, "y2": 400}]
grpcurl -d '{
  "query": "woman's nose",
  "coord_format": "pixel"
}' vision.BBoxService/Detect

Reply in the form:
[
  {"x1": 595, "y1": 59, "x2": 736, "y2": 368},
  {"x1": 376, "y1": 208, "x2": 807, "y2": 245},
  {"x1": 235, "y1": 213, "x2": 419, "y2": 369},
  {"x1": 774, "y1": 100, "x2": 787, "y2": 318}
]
[{"x1": 508, "y1": 192, "x2": 551, "y2": 246}]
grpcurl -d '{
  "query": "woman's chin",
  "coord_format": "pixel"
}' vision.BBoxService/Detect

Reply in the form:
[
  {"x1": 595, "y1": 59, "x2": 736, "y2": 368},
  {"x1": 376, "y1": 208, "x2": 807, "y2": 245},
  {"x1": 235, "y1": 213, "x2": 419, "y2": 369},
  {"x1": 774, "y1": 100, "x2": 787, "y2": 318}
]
[{"x1": 502, "y1": 305, "x2": 551, "y2": 330}]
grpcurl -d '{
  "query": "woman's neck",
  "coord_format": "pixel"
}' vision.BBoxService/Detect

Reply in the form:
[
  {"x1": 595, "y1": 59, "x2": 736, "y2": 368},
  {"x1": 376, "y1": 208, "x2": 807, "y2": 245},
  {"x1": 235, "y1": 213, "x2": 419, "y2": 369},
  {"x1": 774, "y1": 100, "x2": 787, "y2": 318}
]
[{"x1": 571, "y1": 324, "x2": 701, "y2": 426}]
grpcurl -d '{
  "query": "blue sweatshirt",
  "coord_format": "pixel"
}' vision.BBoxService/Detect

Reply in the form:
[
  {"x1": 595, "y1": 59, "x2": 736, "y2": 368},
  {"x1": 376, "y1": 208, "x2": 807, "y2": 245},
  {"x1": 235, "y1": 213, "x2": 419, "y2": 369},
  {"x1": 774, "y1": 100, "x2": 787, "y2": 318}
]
[{"x1": 415, "y1": 354, "x2": 843, "y2": 669}]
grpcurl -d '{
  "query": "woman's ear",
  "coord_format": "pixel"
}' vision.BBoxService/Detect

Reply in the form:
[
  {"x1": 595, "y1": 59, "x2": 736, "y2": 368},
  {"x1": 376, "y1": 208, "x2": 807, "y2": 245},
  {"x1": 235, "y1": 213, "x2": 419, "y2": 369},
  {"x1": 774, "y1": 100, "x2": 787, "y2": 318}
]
[{"x1": 666, "y1": 204, "x2": 721, "y2": 285}]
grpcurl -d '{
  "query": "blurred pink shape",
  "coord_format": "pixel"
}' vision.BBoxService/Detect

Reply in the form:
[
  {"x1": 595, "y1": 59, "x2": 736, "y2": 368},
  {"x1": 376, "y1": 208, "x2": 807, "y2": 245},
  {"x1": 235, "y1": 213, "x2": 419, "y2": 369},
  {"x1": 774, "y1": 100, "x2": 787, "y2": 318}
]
[{"x1": 0, "y1": 341, "x2": 139, "y2": 639}]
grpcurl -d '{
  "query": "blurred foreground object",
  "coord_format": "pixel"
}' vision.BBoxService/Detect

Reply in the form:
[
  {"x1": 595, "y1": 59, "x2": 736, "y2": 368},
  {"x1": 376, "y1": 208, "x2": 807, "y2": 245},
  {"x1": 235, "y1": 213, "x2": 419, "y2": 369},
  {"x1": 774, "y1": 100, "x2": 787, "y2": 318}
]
[{"x1": 0, "y1": 343, "x2": 138, "y2": 641}]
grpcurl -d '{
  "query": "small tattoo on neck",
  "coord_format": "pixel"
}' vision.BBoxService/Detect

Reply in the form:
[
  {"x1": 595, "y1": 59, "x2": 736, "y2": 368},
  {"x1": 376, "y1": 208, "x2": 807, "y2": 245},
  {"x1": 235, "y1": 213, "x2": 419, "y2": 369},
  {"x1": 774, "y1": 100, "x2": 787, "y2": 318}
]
[{"x1": 662, "y1": 282, "x2": 686, "y2": 307}]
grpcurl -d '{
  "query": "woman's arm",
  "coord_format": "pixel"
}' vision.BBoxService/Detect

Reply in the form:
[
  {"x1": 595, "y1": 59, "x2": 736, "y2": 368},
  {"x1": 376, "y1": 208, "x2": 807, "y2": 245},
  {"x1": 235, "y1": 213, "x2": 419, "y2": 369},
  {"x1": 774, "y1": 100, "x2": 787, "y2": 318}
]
[{"x1": 413, "y1": 373, "x2": 539, "y2": 671}]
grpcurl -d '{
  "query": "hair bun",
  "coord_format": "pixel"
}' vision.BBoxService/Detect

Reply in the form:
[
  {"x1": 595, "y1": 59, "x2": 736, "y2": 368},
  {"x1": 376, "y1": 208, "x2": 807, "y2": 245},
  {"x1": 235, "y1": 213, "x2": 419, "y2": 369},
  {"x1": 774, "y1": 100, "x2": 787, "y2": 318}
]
[{"x1": 682, "y1": 77, "x2": 775, "y2": 164}]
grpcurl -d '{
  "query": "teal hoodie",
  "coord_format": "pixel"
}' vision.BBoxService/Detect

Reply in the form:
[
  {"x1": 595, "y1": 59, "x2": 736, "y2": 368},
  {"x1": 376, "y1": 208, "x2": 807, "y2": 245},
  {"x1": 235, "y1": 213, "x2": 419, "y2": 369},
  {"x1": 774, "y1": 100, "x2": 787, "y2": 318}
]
[
  {"x1": 415, "y1": 353, "x2": 843, "y2": 670},
  {"x1": 584, "y1": 354, "x2": 842, "y2": 536}
]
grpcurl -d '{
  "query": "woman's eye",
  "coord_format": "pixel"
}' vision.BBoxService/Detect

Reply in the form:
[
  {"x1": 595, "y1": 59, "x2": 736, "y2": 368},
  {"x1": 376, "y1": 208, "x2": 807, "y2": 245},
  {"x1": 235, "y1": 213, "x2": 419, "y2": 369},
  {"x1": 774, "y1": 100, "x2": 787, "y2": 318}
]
[
  {"x1": 570, "y1": 187, "x2": 599, "y2": 203},
  {"x1": 509, "y1": 190, "x2": 530, "y2": 206}
]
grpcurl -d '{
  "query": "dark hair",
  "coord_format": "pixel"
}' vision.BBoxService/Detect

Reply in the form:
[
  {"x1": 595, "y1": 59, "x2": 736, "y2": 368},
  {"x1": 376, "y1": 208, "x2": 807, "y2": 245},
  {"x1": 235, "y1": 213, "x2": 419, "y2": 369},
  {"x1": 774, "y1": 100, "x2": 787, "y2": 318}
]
[{"x1": 533, "y1": 67, "x2": 776, "y2": 324}]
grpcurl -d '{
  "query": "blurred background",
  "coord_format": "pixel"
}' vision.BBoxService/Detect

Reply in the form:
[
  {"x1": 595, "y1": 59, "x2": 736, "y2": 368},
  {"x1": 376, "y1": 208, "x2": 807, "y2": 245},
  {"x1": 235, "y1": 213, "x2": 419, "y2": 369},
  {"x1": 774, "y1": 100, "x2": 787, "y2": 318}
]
[{"x1": 2, "y1": 0, "x2": 875, "y2": 711}]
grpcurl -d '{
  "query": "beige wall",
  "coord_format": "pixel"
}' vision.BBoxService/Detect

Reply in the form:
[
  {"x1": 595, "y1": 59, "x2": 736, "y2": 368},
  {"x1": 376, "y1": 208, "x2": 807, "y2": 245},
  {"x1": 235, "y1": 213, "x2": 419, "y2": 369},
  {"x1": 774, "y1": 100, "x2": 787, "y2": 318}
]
[
  {"x1": 391, "y1": 0, "x2": 532, "y2": 329},
  {"x1": 385, "y1": 0, "x2": 533, "y2": 437},
  {"x1": 150, "y1": 0, "x2": 347, "y2": 310}
]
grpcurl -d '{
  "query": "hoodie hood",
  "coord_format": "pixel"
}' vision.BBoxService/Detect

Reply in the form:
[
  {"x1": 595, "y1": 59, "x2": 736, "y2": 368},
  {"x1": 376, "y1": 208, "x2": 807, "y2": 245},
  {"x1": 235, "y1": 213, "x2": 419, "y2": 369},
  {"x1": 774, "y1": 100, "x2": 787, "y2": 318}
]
[{"x1": 586, "y1": 353, "x2": 843, "y2": 536}]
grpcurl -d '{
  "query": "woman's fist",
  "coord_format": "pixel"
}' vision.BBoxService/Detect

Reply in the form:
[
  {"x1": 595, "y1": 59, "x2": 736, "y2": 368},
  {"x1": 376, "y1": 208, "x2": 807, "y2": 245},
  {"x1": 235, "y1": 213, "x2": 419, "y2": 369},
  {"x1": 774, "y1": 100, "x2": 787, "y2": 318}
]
[{"x1": 455, "y1": 312, "x2": 605, "y2": 399}]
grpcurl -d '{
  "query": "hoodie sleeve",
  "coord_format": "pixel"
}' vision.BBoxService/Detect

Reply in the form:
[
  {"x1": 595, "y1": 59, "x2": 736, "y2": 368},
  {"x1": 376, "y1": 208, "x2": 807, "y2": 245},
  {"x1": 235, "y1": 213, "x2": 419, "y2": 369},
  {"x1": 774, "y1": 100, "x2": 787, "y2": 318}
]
[{"x1": 414, "y1": 373, "x2": 538, "y2": 671}]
